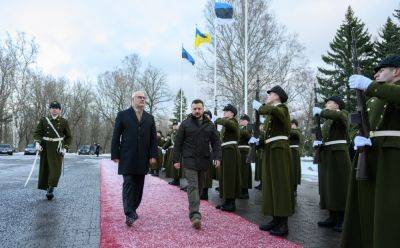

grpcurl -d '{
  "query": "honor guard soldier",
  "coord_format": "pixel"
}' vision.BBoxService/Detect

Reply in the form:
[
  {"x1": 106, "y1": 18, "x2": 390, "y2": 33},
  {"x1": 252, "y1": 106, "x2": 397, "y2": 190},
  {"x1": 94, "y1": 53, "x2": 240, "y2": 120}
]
[
  {"x1": 256, "y1": 85, "x2": 294, "y2": 236},
  {"x1": 238, "y1": 114, "x2": 252, "y2": 199},
  {"x1": 289, "y1": 119, "x2": 302, "y2": 196},
  {"x1": 33, "y1": 101, "x2": 72, "y2": 200},
  {"x1": 215, "y1": 104, "x2": 242, "y2": 212},
  {"x1": 312, "y1": 96, "x2": 351, "y2": 232},
  {"x1": 342, "y1": 55, "x2": 400, "y2": 247}
]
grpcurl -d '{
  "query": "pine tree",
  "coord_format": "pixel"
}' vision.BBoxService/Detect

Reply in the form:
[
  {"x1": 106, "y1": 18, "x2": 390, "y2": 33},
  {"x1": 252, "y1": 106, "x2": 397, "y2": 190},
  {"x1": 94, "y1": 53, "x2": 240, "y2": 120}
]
[
  {"x1": 317, "y1": 6, "x2": 375, "y2": 112},
  {"x1": 173, "y1": 89, "x2": 188, "y2": 122},
  {"x1": 375, "y1": 17, "x2": 400, "y2": 61}
]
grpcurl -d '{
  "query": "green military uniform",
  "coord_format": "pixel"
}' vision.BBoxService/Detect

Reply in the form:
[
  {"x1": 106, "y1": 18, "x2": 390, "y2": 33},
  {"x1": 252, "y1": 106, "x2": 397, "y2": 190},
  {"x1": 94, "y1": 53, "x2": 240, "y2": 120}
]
[
  {"x1": 342, "y1": 81, "x2": 400, "y2": 248},
  {"x1": 289, "y1": 128, "x2": 302, "y2": 193},
  {"x1": 319, "y1": 109, "x2": 351, "y2": 212},
  {"x1": 155, "y1": 136, "x2": 165, "y2": 173},
  {"x1": 33, "y1": 115, "x2": 72, "y2": 190},
  {"x1": 238, "y1": 125, "x2": 252, "y2": 191},
  {"x1": 215, "y1": 117, "x2": 242, "y2": 202},
  {"x1": 258, "y1": 103, "x2": 294, "y2": 217},
  {"x1": 163, "y1": 131, "x2": 182, "y2": 182}
]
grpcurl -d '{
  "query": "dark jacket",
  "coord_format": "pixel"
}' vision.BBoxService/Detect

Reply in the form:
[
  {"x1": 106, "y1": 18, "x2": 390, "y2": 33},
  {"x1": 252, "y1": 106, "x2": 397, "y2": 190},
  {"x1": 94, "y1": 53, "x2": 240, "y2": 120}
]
[
  {"x1": 172, "y1": 114, "x2": 221, "y2": 171},
  {"x1": 111, "y1": 107, "x2": 158, "y2": 175}
]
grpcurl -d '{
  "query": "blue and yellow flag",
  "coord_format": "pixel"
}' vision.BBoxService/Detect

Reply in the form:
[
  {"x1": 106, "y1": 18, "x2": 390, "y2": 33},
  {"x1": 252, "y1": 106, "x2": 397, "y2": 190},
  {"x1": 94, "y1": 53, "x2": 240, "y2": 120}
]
[
  {"x1": 182, "y1": 47, "x2": 195, "y2": 65},
  {"x1": 195, "y1": 28, "x2": 211, "y2": 48}
]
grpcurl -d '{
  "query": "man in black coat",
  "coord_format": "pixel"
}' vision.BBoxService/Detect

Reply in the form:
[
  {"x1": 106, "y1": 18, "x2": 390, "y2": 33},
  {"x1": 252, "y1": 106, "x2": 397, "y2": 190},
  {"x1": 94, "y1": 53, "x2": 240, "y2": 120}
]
[
  {"x1": 111, "y1": 91, "x2": 158, "y2": 227},
  {"x1": 173, "y1": 99, "x2": 221, "y2": 229}
]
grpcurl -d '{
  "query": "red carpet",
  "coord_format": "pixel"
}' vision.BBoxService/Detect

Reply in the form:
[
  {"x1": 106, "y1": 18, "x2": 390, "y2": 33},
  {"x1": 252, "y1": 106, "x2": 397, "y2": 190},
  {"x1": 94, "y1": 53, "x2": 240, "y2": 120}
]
[{"x1": 100, "y1": 160, "x2": 301, "y2": 248}]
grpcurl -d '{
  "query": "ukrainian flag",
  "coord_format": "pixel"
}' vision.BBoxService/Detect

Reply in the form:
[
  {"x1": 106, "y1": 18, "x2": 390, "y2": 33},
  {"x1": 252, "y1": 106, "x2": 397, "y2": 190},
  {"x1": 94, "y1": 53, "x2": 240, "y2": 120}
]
[{"x1": 195, "y1": 28, "x2": 211, "y2": 48}]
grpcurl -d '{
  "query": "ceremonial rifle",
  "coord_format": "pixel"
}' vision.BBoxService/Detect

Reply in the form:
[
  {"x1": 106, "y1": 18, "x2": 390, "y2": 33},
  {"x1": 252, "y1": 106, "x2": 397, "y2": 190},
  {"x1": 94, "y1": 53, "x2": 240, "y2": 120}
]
[
  {"x1": 313, "y1": 83, "x2": 323, "y2": 164},
  {"x1": 246, "y1": 77, "x2": 261, "y2": 163},
  {"x1": 350, "y1": 29, "x2": 370, "y2": 180}
]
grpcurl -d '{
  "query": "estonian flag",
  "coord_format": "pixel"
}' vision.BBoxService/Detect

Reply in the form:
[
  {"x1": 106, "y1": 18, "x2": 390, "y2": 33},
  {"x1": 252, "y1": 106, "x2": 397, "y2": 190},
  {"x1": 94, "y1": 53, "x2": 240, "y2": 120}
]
[
  {"x1": 215, "y1": 2, "x2": 233, "y2": 24},
  {"x1": 182, "y1": 47, "x2": 195, "y2": 65},
  {"x1": 195, "y1": 28, "x2": 211, "y2": 48}
]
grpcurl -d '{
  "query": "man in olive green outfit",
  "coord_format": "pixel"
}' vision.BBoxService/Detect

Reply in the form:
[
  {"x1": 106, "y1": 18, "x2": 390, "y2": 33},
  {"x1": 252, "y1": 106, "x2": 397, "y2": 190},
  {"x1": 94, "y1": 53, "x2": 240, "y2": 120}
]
[
  {"x1": 33, "y1": 101, "x2": 72, "y2": 200},
  {"x1": 173, "y1": 99, "x2": 221, "y2": 229},
  {"x1": 238, "y1": 114, "x2": 252, "y2": 199},
  {"x1": 342, "y1": 55, "x2": 400, "y2": 247},
  {"x1": 215, "y1": 104, "x2": 242, "y2": 212},
  {"x1": 150, "y1": 131, "x2": 165, "y2": 177},
  {"x1": 289, "y1": 119, "x2": 302, "y2": 196},
  {"x1": 164, "y1": 122, "x2": 182, "y2": 186},
  {"x1": 256, "y1": 85, "x2": 294, "y2": 236},
  {"x1": 312, "y1": 96, "x2": 351, "y2": 232}
]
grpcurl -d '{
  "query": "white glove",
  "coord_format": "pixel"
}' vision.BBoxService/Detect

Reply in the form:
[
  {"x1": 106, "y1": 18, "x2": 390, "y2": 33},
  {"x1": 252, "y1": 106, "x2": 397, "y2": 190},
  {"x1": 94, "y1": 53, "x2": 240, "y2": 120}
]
[
  {"x1": 354, "y1": 136, "x2": 372, "y2": 150},
  {"x1": 348, "y1": 75, "x2": 373, "y2": 90},
  {"x1": 211, "y1": 116, "x2": 217, "y2": 122},
  {"x1": 313, "y1": 140, "x2": 322, "y2": 148},
  {"x1": 161, "y1": 149, "x2": 166, "y2": 155},
  {"x1": 260, "y1": 116, "x2": 265, "y2": 123},
  {"x1": 252, "y1": 100, "x2": 262, "y2": 110},
  {"x1": 312, "y1": 107, "x2": 322, "y2": 117},
  {"x1": 35, "y1": 142, "x2": 42, "y2": 151},
  {"x1": 217, "y1": 124, "x2": 223, "y2": 132},
  {"x1": 60, "y1": 148, "x2": 66, "y2": 156},
  {"x1": 248, "y1": 137, "x2": 259, "y2": 145}
]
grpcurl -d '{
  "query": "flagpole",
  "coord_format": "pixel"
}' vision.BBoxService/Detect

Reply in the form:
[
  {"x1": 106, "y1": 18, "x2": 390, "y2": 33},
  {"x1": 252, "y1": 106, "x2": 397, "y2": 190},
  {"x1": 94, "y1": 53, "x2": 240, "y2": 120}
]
[
  {"x1": 180, "y1": 47, "x2": 183, "y2": 122},
  {"x1": 214, "y1": 19, "x2": 218, "y2": 116},
  {"x1": 244, "y1": 0, "x2": 248, "y2": 115},
  {"x1": 180, "y1": 88, "x2": 183, "y2": 122}
]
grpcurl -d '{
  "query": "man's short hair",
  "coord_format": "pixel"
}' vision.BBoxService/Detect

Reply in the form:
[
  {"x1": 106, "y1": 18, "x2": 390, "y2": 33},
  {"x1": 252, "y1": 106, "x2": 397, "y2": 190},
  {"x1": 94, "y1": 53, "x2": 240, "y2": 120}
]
[
  {"x1": 191, "y1": 99, "x2": 204, "y2": 106},
  {"x1": 132, "y1": 91, "x2": 146, "y2": 99}
]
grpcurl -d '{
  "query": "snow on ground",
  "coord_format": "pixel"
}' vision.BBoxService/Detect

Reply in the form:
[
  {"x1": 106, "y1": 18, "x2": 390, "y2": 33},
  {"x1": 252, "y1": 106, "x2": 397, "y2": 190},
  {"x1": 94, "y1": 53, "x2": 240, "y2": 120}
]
[{"x1": 251, "y1": 156, "x2": 318, "y2": 183}]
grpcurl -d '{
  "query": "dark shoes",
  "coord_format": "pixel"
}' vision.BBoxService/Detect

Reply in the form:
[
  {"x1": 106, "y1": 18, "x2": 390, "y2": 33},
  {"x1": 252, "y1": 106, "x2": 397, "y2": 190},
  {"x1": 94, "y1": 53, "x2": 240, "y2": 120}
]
[
  {"x1": 259, "y1": 217, "x2": 278, "y2": 232},
  {"x1": 239, "y1": 189, "x2": 249, "y2": 199},
  {"x1": 200, "y1": 188, "x2": 208, "y2": 200},
  {"x1": 191, "y1": 218, "x2": 201, "y2": 230},
  {"x1": 255, "y1": 183, "x2": 262, "y2": 190},
  {"x1": 180, "y1": 185, "x2": 187, "y2": 191},
  {"x1": 125, "y1": 211, "x2": 138, "y2": 227},
  {"x1": 168, "y1": 179, "x2": 180, "y2": 186},
  {"x1": 151, "y1": 170, "x2": 159, "y2": 177},
  {"x1": 216, "y1": 199, "x2": 236, "y2": 212},
  {"x1": 333, "y1": 212, "x2": 344, "y2": 232},
  {"x1": 215, "y1": 187, "x2": 220, "y2": 192},
  {"x1": 318, "y1": 211, "x2": 336, "y2": 228},
  {"x1": 46, "y1": 187, "x2": 54, "y2": 200},
  {"x1": 269, "y1": 217, "x2": 289, "y2": 236}
]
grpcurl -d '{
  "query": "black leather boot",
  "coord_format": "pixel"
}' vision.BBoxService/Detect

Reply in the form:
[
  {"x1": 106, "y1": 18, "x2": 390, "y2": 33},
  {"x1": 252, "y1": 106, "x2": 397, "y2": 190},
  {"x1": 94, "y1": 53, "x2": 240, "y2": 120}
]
[
  {"x1": 168, "y1": 179, "x2": 180, "y2": 186},
  {"x1": 269, "y1": 217, "x2": 289, "y2": 236},
  {"x1": 333, "y1": 211, "x2": 344, "y2": 232},
  {"x1": 220, "y1": 199, "x2": 236, "y2": 212},
  {"x1": 318, "y1": 210, "x2": 336, "y2": 227},
  {"x1": 259, "y1": 216, "x2": 278, "y2": 231},
  {"x1": 239, "y1": 188, "x2": 249, "y2": 199},
  {"x1": 46, "y1": 187, "x2": 54, "y2": 200},
  {"x1": 200, "y1": 188, "x2": 209, "y2": 200}
]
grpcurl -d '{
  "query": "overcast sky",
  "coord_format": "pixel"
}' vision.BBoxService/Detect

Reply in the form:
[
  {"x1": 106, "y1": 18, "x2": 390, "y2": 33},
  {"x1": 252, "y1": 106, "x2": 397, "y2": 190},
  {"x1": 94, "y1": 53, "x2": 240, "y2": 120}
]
[{"x1": 0, "y1": 0, "x2": 399, "y2": 108}]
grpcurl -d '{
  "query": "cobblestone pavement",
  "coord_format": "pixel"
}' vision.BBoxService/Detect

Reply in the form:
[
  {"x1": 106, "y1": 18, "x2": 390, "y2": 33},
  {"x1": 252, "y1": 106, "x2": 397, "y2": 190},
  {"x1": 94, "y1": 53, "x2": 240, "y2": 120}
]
[
  {"x1": 0, "y1": 153, "x2": 101, "y2": 248},
  {"x1": 159, "y1": 171, "x2": 341, "y2": 248}
]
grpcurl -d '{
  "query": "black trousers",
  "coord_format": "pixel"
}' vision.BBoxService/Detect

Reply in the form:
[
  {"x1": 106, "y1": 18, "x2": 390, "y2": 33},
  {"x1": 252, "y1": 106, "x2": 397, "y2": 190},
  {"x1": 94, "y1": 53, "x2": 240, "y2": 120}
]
[{"x1": 122, "y1": 174, "x2": 145, "y2": 217}]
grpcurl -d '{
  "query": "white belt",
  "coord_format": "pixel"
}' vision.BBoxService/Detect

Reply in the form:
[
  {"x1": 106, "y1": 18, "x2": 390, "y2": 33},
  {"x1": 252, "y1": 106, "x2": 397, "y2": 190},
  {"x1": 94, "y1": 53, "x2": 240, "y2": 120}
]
[
  {"x1": 290, "y1": 145, "x2": 299, "y2": 148},
  {"x1": 238, "y1": 145, "x2": 250, "y2": 149},
  {"x1": 169, "y1": 146, "x2": 173, "y2": 149},
  {"x1": 43, "y1": 137, "x2": 64, "y2": 142},
  {"x1": 221, "y1": 141, "x2": 238, "y2": 147},
  {"x1": 324, "y1": 140, "x2": 347, "y2": 146},
  {"x1": 370, "y1": 130, "x2": 400, "y2": 138},
  {"x1": 264, "y1": 136, "x2": 288, "y2": 144}
]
